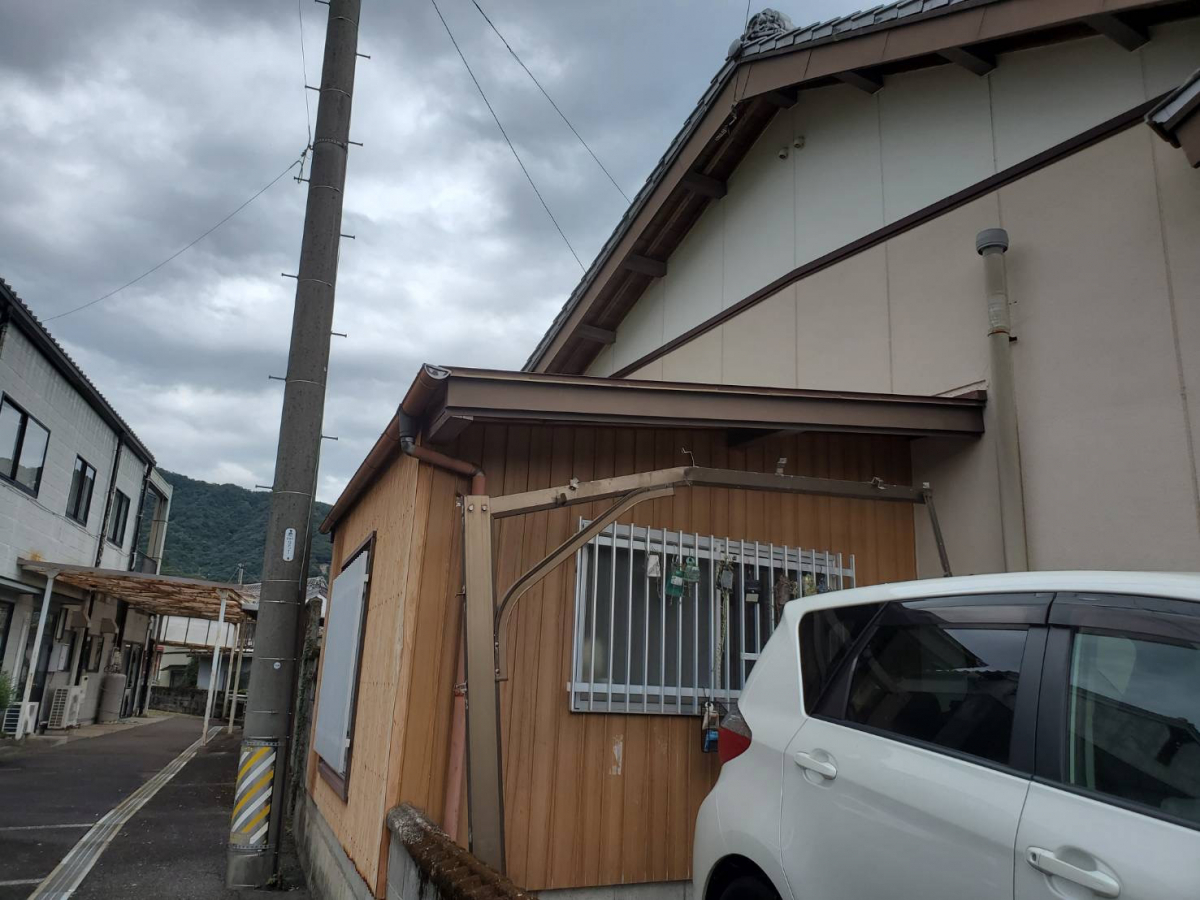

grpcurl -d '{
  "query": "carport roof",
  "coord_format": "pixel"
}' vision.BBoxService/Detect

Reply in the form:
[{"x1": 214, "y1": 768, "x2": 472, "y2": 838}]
[{"x1": 18, "y1": 559, "x2": 251, "y2": 623}]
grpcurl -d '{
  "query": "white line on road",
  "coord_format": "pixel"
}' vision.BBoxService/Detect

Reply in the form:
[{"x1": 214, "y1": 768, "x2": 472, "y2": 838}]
[
  {"x1": 25, "y1": 727, "x2": 219, "y2": 900},
  {"x1": 0, "y1": 879, "x2": 42, "y2": 887},
  {"x1": 0, "y1": 824, "x2": 94, "y2": 832}
]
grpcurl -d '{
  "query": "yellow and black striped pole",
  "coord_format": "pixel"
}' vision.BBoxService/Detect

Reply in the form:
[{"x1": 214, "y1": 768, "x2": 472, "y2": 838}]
[{"x1": 229, "y1": 740, "x2": 276, "y2": 849}]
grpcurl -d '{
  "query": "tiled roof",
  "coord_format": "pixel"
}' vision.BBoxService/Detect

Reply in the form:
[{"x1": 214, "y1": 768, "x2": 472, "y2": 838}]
[
  {"x1": 524, "y1": 1, "x2": 1000, "y2": 371},
  {"x1": 239, "y1": 574, "x2": 328, "y2": 603},
  {"x1": 0, "y1": 276, "x2": 155, "y2": 464},
  {"x1": 737, "y1": 1, "x2": 992, "y2": 58}
]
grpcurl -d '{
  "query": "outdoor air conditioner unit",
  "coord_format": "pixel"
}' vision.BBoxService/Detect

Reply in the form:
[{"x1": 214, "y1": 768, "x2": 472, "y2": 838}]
[
  {"x1": 65, "y1": 686, "x2": 86, "y2": 727},
  {"x1": 47, "y1": 687, "x2": 71, "y2": 729},
  {"x1": 1, "y1": 702, "x2": 39, "y2": 738}
]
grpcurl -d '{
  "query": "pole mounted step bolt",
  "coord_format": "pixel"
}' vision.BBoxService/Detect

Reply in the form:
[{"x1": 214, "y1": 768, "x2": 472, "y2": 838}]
[{"x1": 976, "y1": 227, "x2": 1010, "y2": 255}]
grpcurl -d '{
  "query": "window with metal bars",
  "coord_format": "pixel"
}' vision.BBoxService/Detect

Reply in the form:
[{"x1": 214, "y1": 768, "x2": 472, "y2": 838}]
[{"x1": 570, "y1": 521, "x2": 856, "y2": 715}]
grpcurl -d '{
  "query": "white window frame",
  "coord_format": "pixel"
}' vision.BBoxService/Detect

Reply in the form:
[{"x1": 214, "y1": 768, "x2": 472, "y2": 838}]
[
  {"x1": 569, "y1": 520, "x2": 855, "y2": 716},
  {"x1": 313, "y1": 533, "x2": 374, "y2": 795}
]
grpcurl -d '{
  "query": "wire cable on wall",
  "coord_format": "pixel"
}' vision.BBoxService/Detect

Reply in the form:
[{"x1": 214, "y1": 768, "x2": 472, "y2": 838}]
[
  {"x1": 468, "y1": 0, "x2": 630, "y2": 203},
  {"x1": 43, "y1": 154, "x2": 305, "y2": 322},
  {"x1": 429, "y1": 0, "x2": 585, "y2": 271}
]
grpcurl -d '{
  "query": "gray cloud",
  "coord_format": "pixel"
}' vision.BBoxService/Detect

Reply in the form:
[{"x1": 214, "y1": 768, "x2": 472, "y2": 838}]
[{"x1": 0, "y1": 0, "x2": 863, "y2": 501}]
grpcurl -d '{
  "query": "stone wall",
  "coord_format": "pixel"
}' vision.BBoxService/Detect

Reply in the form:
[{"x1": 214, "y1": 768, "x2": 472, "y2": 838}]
[{"x1": 148, "y1": 686, "x2": 209, "y2": 717}]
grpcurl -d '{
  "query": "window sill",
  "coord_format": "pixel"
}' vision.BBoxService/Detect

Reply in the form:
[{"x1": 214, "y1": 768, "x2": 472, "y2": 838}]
[{"x1": 0, "y1": 474, "x2": 40, "y2": 499}]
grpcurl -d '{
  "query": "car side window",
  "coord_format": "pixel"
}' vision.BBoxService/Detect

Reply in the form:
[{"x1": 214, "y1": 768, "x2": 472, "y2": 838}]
[
  {"x1": 799, "y1": 602, "x2": 885, "y2": 712},
  {"x1": 1067, "y1": 630, "x2": 1200, "y2": 826},
  {"x1": 844, "y1": 624, "x2": 1027, "y2": 766}
]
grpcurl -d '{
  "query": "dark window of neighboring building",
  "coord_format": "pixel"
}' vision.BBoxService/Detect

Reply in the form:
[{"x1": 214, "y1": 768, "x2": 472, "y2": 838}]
[
  {"x1": 0, "y1": 396, "x2": 50, "y2": 495},
  {"x1": 1067, "y1": 631, "x2": 1200, "y2": 827},
  {"x1": 108, "y1": 489, "x2": 130, "y2": 545},
  {"x1": 844, "y1": 623, "x2": 1028, "y2": 766},
  {"x1": 66, "y1": 456, "x2": 97, "y2": 525}
]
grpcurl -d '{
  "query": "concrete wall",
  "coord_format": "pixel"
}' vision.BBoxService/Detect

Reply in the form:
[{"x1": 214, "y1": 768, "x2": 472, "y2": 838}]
[
  {"x1": 0, "y1": 326, "x2": 127, "y2": 580},
  {"x1": 586, "y1": 19, "x2": 1200, "y2": 380}
]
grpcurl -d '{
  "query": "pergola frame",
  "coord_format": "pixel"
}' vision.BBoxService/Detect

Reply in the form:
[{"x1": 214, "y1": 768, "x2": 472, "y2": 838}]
[{"x1": 461, "y1": 465, "x2": 950, "y2": 872}]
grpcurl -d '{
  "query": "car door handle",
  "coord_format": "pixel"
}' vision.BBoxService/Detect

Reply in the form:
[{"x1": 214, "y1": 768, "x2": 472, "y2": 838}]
[
  {"x1": 1027, "y1": 848, "x2": 1120, "y2": 898},
  {"x1": 793, "y1": 750, "x2": 837, "y2": 779}
]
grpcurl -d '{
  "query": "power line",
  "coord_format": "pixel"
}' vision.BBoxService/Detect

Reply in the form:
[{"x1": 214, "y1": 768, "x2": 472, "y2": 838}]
[
  {"x1": 298, "y1": 0, "x2": 314, "y2": 147},
  {"x1": 44, "y1": 154, "x2": 305, "y2": 322},
  {"x1": 429, "y1": 0, "x2": 584, "y2": 271},
  {"x1": 467, "y1": 0, "x2": 630, "y2": 203}
]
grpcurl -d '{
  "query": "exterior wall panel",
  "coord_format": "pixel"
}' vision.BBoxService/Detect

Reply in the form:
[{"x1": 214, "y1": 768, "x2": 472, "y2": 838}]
[
  {"x1": 601, "y1": 24, "x2": 1198, "y2": 379},
  {"x1": 1000, "y1": 127, "x2": 1200, "y2": 570},
  {"x1": 313, "y1": 424, "x2": 918, "y2": 895}
]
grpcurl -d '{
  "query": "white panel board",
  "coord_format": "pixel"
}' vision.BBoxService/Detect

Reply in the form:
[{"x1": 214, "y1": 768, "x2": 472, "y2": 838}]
[
  {"x1": 614, "y1": 278, "x2": 665, "y2": 372},
  {"x1": 990, "y1": 35, "x2": 1145, "y2": 172},
  {"x1": 663, "y1": 197, "x2": 723, "y2": 343},
  {"x1": 794, "y1": 84, "x2": 884, "y2": 268},
  {"x1": 880, "y1": 64, "x2": 995, "y2": 223},
  {"x1": 313, "y1": 549, "x2": 369, "y2": 776},
  {"x1": 722, "y1": 109, "x2": 796, "y2": 307}
]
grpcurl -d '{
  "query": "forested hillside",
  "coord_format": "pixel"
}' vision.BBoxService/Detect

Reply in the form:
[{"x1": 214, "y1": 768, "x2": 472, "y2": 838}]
[{"x1": 158, "y1": 470, "x2": 333, "y2": 582}]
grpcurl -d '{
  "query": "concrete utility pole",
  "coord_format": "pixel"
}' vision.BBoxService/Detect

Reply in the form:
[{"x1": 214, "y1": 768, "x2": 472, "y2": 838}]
[{"x1": 226, "y1": 1, "x2": 361, "y2": 887}]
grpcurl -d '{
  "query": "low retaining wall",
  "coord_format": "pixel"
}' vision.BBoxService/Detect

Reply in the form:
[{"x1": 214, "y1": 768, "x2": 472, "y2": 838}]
[
  {"x1": 385, "y1": 805, "x2": 532, "y2": 900},
  {"x1": 148, "y1": 687, "x2": 210, "y2": 716}
]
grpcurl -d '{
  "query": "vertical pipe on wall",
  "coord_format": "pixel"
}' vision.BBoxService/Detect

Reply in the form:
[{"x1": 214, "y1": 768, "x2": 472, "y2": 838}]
[{"x1": 977, "y1": 228, "x2": 1029, "y2": 572}]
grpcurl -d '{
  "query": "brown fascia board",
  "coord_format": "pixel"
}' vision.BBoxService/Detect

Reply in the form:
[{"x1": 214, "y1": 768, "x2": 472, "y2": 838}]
[
  {"x1": 322, "y1": 365, "x2": 986, "y2": 532},
  {"x1": 423, "y1": 368, "x2": 985, "y2": 443},
  {"x1": 526, "y1": 0, "x2": 1183, "y2": 375}
]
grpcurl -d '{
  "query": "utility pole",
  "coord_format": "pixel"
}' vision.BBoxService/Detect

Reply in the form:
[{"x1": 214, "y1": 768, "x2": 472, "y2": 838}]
[{"x1": 226, "y1": 0, "x2": 361, "y2": 887}]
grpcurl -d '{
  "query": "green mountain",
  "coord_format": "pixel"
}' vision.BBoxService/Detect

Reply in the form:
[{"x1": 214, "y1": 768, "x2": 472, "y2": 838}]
[{"x1": 157, "y1": 470, "x2": 333, "y2": 583}]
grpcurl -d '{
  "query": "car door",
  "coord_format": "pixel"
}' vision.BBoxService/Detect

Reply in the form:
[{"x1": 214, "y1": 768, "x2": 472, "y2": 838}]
[
  {"x1": 1015, "y1": 593, "x2": 1200, "y2": 900},
  {"x1": 779, "y1": 593, "x2": 1050, "y2": 900}
]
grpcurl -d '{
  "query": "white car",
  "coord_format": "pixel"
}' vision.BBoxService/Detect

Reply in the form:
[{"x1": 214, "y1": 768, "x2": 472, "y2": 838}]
[{"x1": 694, "y1": 572, "x2": 1200, "y2": 900}]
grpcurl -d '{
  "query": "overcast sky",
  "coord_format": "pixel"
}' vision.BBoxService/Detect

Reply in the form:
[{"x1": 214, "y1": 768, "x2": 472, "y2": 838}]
[{"x1": 0, "y1": 1, "x2": 863, "y2": 503}]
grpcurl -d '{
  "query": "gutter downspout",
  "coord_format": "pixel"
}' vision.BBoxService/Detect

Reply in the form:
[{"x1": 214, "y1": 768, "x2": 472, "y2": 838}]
[
  {"x1": 127, "y1": 462, "x2": 153, "y2": 572},
  {"x1": 95, "y1": 434, "x2": 125, "y2": 567},
  {"x1": 977, "y1": 228, "x2": 1029, "y2": 572},
  {"x1": 394, "y1": 407, "x2": 482, "y2": 839}
]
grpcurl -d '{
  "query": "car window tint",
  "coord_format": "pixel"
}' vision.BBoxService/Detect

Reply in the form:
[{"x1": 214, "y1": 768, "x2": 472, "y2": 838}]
[
  {"x1": 1068, "y1": 631, "x2": 1200, "y2": 826},
  {"x1": 799, "y1": 602, "x2": 884, "y2": 712},
  {"x1": 845, "y1": 625, "x2": 1026, "y2": 765}
]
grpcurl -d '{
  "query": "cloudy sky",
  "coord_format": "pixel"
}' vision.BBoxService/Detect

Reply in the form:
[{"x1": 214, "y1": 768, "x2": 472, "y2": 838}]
[{"x1": 1, "y1": 0, "x2": 863, "y2": 503}]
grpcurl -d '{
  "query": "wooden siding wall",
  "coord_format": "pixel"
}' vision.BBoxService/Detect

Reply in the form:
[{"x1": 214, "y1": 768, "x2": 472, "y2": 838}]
[{"x1": 309, "y1": 424, "x2": 917, "y2": 896}]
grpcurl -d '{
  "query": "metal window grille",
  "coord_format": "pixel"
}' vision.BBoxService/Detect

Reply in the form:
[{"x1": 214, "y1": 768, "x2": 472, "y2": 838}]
[{"x1": 569, "y1": 521, "x2": 855, "y2": 715}]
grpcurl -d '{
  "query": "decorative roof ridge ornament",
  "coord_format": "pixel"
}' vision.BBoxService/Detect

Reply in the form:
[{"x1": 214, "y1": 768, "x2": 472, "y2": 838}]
[{"x1": 728, "y1": 8, "x2": 795, "y2": 58}]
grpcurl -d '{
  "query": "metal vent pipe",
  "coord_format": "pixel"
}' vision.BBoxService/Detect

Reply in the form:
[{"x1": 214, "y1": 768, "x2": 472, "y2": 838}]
[{"x1": 977, "y1": 228, "x2": 1028, "y2": 571}]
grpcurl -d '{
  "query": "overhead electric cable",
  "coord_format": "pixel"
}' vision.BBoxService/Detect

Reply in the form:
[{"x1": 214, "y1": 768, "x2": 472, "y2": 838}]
[
  {"x1": 468, "y1": 0, "x2": 630, "y2": 203},
  {"x1": 298, "y1": 0, "x2": 314, "y2": 147},
  {"x1": 44, "y1": 154, "x2": 304, "y2": 322},
  {"x1": 429, "y1": 0, "x2": 585, "y2": 271}
]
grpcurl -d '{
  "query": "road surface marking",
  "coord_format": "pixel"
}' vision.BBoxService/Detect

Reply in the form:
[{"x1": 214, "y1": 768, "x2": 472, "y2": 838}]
[
  {"x1": 0, "y1": 879, "x2": 42, "y2": 887},
  {"x1": 26, "y1": 726, "x2": 219, "y2": 900},
  {"x1": 0, "y1": 824, "x2": 93, "y2": 832}
]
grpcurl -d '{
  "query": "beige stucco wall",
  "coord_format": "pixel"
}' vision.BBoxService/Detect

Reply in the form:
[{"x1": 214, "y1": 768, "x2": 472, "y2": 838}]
[
  {"x1": 633, "y1": 125, "x2": 1200, "y2": 577},
  {"x1": 587, "y1": 20, "x2": 1200, "y2": 381}
]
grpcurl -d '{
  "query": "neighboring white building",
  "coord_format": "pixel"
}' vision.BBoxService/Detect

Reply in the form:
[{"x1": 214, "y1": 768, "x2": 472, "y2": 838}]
[{"x1": 0, "y1": 277, "x2": 172, "y2": 730}]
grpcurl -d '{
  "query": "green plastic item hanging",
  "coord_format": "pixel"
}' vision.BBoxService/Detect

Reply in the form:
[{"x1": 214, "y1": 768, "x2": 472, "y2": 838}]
[
  {"x1": 666, "y1": 560, "x2": 686, "y2": 598},
  {"x1": 683, "y1": 555, "x2": 702, "y2": 584}
]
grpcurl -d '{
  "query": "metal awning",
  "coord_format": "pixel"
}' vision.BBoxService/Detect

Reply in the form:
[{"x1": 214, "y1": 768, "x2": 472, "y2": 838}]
[{"x1": 18, "y1": 559, "x2": 251, "y2": 623}]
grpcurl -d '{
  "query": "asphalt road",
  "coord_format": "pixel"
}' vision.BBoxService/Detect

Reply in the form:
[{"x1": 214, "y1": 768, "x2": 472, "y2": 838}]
[
  {"x1": 0, "y1": 716, "x2": 308, "y2": 899},
  {"x1": 0, "y1": 716, "x2": 207, "y2": 899}
]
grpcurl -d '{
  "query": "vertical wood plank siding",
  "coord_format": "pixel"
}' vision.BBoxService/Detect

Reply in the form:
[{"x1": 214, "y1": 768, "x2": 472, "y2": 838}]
[{"x1": 309, "y1": 424, "x2": 916, "y2": 895}]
